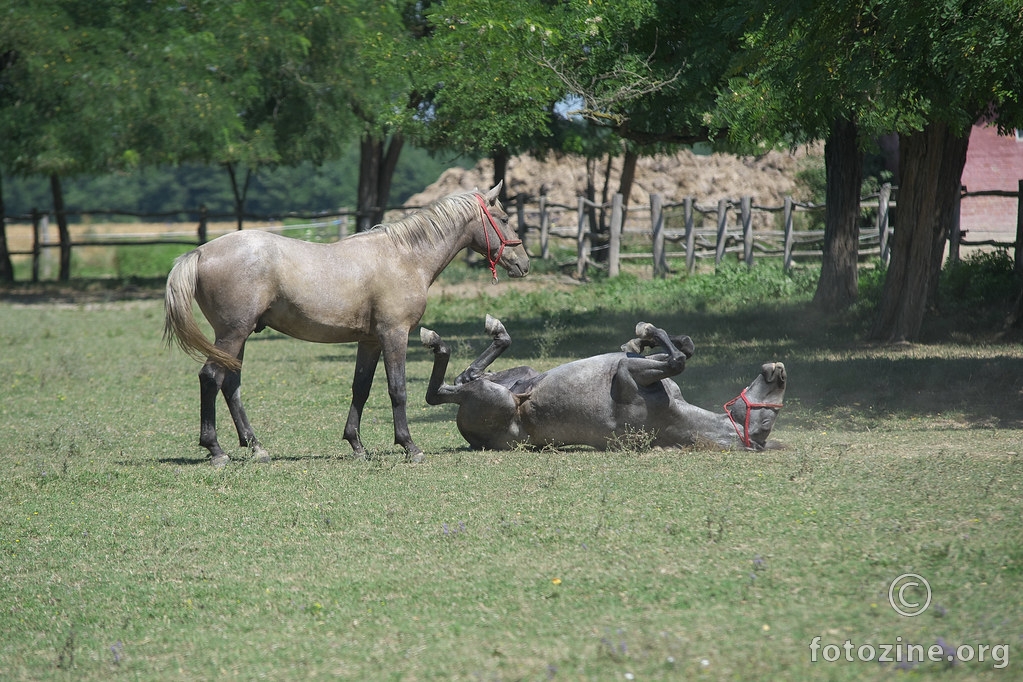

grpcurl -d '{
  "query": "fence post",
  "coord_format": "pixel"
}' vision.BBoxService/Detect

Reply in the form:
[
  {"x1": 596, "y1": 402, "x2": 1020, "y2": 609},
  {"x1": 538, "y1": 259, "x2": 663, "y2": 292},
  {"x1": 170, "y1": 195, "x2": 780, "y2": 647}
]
[
  {"x1": 949, "y1": 185, "x2": 963, "y2": 263},
  {"x1": 609, "y1": 193, "x2": 623, "y2": 277},
  {"x1": 685, "y1": 197, "x2": 696, "y2": 273},
  {"x1": 715, "y1": 198, "x2": 729, "y2": 265},
  {"x1": 878, "y1": 183, "x2": 892, "y2": 266},
  {"x1": 741, "y1": 196, "x2": 753, "y2": 268},
  {"x1": 516, "y1": 193, "x2": 527, "y2": 250},
  {"x1": 783, "y1": 196, "x2": 795, "y2": 272},
  {"x1": 576, "y1": 196, "x2": 589, "y2": 279},
  {"x1": 651, "y1": 193, "x2": 666, "y2": 278},
  {"x1": 539, "y1": 194, "x2": 550, "y2": 260},
  {"x1": 198, "y1": 204, "x2": 208, "y2": 244},
  {"x1": 31, "y1": 208, "x2": 40, "y2": 283}
]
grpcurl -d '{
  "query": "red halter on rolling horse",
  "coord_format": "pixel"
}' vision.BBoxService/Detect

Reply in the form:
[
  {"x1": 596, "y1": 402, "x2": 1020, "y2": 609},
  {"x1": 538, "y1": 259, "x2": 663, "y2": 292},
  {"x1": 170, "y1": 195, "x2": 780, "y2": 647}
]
[
  {"x1": 476, "y1": 193, "x2": 522, "y2": 283},
  {"x1": 724, "y1": 388, "x2": 784, "y2": 449}
]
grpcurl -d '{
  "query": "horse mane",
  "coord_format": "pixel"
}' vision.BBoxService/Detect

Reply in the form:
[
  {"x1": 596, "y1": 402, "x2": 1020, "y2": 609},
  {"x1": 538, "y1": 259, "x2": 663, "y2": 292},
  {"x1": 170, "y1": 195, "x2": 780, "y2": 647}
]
[{"x1": 374, "y1": 191, "x2": 484, "y2": 250}]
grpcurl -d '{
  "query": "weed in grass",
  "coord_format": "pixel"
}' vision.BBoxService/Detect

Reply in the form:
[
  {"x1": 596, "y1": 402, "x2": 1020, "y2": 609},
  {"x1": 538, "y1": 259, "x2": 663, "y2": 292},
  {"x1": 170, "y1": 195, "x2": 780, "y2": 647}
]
[
  {"x1": 109, "y1": 640, "x2": 125, "y2": 666},
  {"x1": 57, "y1": 626, "x2": 75, "y2": 670},
  {"x1": 522, "y1": 444, "x2": 561, "y2": 490},
  {"x1": 606, "y1": 425, "x2": 656, "y2": 453},
  {"x1": 535, "y1": 315, "x2": 566, "y2": 361}
]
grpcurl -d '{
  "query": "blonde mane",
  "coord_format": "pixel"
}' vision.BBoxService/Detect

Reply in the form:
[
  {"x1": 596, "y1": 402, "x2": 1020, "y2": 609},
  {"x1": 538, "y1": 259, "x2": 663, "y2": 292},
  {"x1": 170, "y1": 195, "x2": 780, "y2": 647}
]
[{"x1": 374, "y1": 191, "x2": 486, "y2": 250}]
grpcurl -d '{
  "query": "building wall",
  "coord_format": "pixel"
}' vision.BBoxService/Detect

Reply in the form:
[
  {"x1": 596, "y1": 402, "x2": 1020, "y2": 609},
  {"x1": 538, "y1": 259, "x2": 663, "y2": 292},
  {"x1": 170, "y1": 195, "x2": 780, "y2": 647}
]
[{"x1": 960, "y1": 124, "x2": 1023, "y2": 238}]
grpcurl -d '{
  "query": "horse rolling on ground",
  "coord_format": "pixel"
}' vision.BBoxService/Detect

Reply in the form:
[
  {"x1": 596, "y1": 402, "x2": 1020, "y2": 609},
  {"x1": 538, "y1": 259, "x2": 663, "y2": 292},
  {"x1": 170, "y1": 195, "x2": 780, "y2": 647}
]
[
  {"x1": 164, "y1": 183, "x2": 528, "y2": 466},
  {"x1": 420, "y1": 316, "x2": 786, "y2": 451}
]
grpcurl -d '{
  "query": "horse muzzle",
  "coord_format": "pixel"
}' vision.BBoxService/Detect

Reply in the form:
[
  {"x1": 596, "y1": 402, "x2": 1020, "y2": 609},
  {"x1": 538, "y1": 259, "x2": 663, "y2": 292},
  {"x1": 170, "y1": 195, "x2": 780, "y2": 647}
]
[{"x1": 500, "y1": 250, "x2": 530, "y2": 278}]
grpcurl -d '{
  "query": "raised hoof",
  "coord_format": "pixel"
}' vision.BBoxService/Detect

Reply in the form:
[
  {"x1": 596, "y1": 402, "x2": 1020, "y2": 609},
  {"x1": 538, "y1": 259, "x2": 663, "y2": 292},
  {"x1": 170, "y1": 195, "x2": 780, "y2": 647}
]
[
  {"x1": 674, "y1": 335, "x2": 695, "y2": 358},
  {"x1": 211, "y1": 453, "x2": 230, "y2": 468},
  {"x1": 485, "y1": 314, "x2": 506, "y2": 336},
  {"x1": 420, "y1": 327, "x2": 441, "y2": 348},
  {"x1": 635, "y1": 321, "x2": 657, "y2": 339},
  {"x1": 621, "y1": 338, "x2": 644, "y2": 354}
]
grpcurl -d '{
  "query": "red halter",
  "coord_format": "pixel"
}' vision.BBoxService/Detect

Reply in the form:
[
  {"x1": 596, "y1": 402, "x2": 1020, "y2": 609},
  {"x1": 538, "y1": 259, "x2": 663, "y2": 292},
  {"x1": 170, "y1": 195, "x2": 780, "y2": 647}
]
[
  {"x1": 724, "y1": 388, "x2": 783, "y2": 449},
  {"x1": 476, "y1": 193, "x2": 521, "y2": 283}
]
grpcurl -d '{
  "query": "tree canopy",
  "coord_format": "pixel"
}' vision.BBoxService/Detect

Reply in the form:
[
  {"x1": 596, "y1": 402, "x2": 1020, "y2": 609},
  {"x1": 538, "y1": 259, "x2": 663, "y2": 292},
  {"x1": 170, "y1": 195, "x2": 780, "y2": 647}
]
[{"x1": 3, "y1": 0, "x2": 1023, "y2": 340}]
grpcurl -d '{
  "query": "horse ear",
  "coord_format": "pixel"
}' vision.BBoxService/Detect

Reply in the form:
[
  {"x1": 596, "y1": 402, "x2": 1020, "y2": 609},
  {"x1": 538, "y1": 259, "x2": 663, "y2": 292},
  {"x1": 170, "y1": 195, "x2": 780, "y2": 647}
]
[{"x1": 484, "y1": 181, "x2": 503, "y2": 205}]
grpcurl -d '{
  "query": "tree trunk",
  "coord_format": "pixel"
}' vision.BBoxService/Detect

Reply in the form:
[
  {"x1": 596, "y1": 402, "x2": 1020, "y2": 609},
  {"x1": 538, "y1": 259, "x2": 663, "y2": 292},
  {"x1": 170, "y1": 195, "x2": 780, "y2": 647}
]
[
  {"x1": 491, "y1": 149, "x2": 509, "y2": 204},
  {"x1": 377, "y1": 133, "x2": 404, "y2": 221},
  {"x1": 50, "y1": 173, "x2": 71, "y2": 281},
  {"x1": 868, "y1": 121, "x2": 970, "y2": 342},
  {"x1": 357, "y1": 133, "x2": 405, "y2": 232},
  {"x1": 0, "y1": 175, "x2": 13, "y2": 282},
  {"x1": 357, "y1": 137, "x2": 381, "y2": 232},
  {"x1": 813, "y1": 117, "x2": 863, "y2": 311},
  {"x1": 617, "y1": 146, "x2": 638, "y2": 224},
  {"x1": 583, "y1": 155, "x2": 597, "y2": 227},
  {"x1": 225, "y1": 163, "x2": 253, "y2": 231}
]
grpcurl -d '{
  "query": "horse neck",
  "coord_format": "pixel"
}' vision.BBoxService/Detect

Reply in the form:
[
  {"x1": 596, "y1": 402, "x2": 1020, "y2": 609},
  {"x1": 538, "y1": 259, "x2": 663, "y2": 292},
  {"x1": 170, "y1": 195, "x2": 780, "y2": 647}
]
[{"x1": 409, "y1": 215, "x2": 478, "y2": 282}]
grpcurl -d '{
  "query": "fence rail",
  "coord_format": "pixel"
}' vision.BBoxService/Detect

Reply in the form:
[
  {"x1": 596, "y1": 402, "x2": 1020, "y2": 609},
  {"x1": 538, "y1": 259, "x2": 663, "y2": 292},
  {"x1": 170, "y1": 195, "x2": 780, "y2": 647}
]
[{"x1": 4, "y1": 179, "x2": 1022, "y2": 282}]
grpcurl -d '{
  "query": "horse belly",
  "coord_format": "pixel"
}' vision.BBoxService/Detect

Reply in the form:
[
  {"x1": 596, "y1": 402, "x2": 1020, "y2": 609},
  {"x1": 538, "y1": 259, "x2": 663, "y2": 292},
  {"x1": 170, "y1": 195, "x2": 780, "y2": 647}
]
[
  {"x1": 520, "y1": 358, "x2": 620, "y2": 448},
  {"x1": 261, "y1": 300, "x2": 375, "y2": 343}
]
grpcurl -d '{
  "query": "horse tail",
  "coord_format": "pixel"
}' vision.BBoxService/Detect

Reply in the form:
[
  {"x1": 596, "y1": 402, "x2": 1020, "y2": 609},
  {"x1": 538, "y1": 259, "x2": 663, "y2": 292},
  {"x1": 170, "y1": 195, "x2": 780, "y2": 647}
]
[{"x1": 163, "y1": 249, "x2": 242, "y2": 372}]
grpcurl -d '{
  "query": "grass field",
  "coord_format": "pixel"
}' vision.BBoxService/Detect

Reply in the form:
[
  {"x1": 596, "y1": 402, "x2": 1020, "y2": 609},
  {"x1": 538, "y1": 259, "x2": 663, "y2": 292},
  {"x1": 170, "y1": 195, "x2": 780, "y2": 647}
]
[{"x1": 1, "y1": 261, "x2": 1021, "y2": 680}]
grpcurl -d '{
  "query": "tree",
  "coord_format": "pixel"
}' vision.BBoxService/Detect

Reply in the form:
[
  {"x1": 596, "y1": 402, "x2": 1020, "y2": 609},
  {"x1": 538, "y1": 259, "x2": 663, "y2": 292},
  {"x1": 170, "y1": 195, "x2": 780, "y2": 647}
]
[
  {"x1": 136, "y1": 1, "x2": 366, "y2": 229},
  {"x1": 345, "y1": 2, "x2": 419, "y2": 231},
  {"x1": 716, "y1": 2, "x2": 901, "y2": 311},
  {"x1": 411, "y1": 0, "x2": 734, "y2": 256},
  {"x1": 718, "y1": 0, "x2": 1023, "y2": 338},
  {"x1": 865, "y1": 0, "x2": 1023, "y2": 342},
  {"x1": 406, "y1": 0, "x2": 564, "y2": 194},
  {"x1": 0, "y1": 0, "x2": 138, "y2": 280}
]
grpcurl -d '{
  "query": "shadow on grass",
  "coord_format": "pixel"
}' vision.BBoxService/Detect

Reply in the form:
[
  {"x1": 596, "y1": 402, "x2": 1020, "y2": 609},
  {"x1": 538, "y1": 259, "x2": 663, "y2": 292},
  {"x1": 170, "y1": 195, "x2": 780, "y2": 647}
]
[
  {"x1": 414, "y1": 302, "x2": 1023, "y2": 431},
  {"x1": 16, "y1": 277, "x2": 1023, "y2": 432}
]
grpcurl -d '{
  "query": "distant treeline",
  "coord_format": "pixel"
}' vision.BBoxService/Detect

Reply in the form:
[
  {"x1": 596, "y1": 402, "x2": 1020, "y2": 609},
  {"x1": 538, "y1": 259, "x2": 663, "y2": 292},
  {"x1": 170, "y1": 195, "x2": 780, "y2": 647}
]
[{"x1": 3, "y1": 144, "x2": 474, "y2": 220}]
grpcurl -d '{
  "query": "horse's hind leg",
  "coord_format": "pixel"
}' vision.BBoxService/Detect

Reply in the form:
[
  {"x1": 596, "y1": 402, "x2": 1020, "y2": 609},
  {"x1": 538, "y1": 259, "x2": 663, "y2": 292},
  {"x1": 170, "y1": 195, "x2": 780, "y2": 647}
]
[
  {"x1": 220, "y1": 343, "x2": 269, "y2": 463},
  {"x1": 197, "y1": 337, "x2": 248, "y2": 467},
  {"x1": 455, "y1": 315, "x2": 512, "y2": 384},
  {"x1": 198, "y1": 361, "x2": 231, "y2": 467},
  {"x1": 622, "y1": 328, "x2": 695, "y2": 359},
  {"x1": 614, "y1": 323, "x2": 693, "y2": 392}
]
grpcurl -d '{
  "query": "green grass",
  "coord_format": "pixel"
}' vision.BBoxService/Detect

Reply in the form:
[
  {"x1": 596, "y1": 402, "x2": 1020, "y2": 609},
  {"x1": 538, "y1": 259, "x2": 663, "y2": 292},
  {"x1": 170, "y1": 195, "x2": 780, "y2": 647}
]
[{"x1": 1, "y1": 263, "x2": 1021, "y2": 680}]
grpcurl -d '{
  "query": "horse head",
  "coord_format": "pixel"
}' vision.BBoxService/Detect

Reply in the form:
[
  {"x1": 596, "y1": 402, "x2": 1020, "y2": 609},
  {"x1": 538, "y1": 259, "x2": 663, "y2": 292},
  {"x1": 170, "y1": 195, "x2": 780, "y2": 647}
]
[{"x1": 474, "y1": 182, "x2": 529, "y2": 281}]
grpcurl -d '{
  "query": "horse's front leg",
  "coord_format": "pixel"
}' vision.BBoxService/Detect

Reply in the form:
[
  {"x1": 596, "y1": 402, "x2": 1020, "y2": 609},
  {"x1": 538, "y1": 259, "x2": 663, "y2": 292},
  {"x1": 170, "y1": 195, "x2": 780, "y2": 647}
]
[
  {"x1": 421, "y1": 328, "x2": 462, "y2": 405},
  {"x1": 344, "y1": 341, "x2": 381, "y2": 458},
  {"x1": 454, "y1": 315, "x2": 512, "y2": 384},
  {"x1": 220, "y1": 343, "x2": 269, "y2": 463},
  {"x1": 377, "y1": 332, "x2": 423, "y2": 463},
  {"x1": 198, "y1": 336, "x2": 250, "y2": 467}
]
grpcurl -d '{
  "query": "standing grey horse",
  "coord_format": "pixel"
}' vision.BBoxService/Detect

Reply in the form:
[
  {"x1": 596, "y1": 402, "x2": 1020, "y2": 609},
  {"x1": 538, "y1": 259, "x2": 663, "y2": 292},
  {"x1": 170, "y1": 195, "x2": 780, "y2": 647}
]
[
  {"x1": 420, "y1": 316, "x2": 786, "y2": 450},
  {"x1": 164, "y1": 184, "x2": 528, "y2": 466}
]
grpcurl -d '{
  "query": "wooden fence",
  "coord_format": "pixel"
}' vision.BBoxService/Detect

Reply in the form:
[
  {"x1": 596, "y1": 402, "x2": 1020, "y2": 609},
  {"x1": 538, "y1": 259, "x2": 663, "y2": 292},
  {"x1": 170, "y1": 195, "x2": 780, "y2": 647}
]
[
  {"x1": 4, "y1": 179, "x2": 1022, "y2": 282},
  {"x1": 510, "y1": 180, "x2": 1022, "y2": 277}
]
